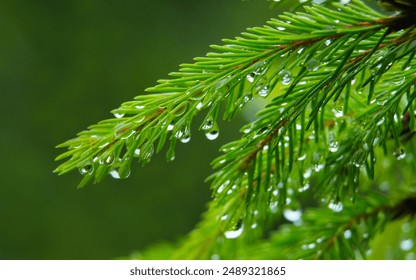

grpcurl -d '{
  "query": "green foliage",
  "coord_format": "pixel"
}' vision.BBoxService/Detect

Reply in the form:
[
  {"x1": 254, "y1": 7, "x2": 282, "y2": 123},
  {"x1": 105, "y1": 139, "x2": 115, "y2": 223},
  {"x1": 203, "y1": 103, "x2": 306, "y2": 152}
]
[{"x1": 55, "y1": 0, "x2": 416, "y2": 259}]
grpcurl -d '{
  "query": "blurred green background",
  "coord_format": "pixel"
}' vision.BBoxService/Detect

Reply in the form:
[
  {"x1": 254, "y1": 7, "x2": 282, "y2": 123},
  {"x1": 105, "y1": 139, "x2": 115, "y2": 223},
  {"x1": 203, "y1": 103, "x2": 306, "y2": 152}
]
[{"x1": 0, "y1": 0, "x2": 277, "y2": 259}]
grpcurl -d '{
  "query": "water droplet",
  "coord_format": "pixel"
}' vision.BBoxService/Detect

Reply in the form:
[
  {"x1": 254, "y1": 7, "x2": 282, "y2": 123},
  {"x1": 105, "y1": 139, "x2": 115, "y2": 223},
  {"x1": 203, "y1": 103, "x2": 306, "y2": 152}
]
[
  {"x1": 277, "y1": 26, "x2": 286, "y2": 31},
  {"x1": 246, "y1": 73, "x2": 255, "y2": 83},
  {"x1": 303, "y1": 168, "x2": 312, "y2": 179},
  {"x1": 328, "y1": 201, "x2": 343, "y2": 212},
  {"x1": 180, "y1": 134, "x2": 191, "y2": 143},
  {"x1": 298, "y1": 154, "x2": 307, "y2": 161},
  {"x1": 298, "y1": 183, "x2": 310, "y2": 192},
  {"x1": 195, "y1": 102, "x2": 203, "y2": 110},
  {"x1": 100, "y1": 154, "x2": 115, "y2": 165},
  {"x1": 253, "y1": 61, "x2": 267, "y2": 75},
  {"x1": 393, "y1": 148, "x2": 406, "y2": 160},
  {"x1": 400, "y1": 239, "x2": 414, "y2": 251},
  {"x1": 332, "y1": 108, "x2": 344, "y2": 118},
  {"x1": 283, "y1": 209, "x2": 302, "y2": 222},
  {"x1": 376, "y1": 117, "x2": 385, "y2": 126},
  {"x1": 251, "y1": 223, "x2": 258, "y2": 229},
  {"x1": 220, "y1": 214, "x2": 229, "y2": 221},
  {"x1": 217, "y1": 184, "x2": 226, "y2": 194},
  {"x1": 118, "y1": 167, "x2": 131, "y2": 179},
  {"x1": 257, "y1": 84, "x2": 270, "y2": 97},
  {"x1": 202, "y1": 118, "x2": 213, "y2": 131},
  {"x1": 167, "y1": 121, "x2": 175, "y2": 131},
  {"x1": 211, "y1": 254, "x2": 220, "y2": 260},
  {"x1": 110, "y1": 169, "x2": 121, "y2": 179},
  {"x1": 279, "y1": 70, "x2": 292, "y2": 85},
  {"x1": 174, "y1": 124, "x2": 189, "y2": 140},
  {"x1": 113, "y1": 112, "x2": 124, "y2": 118},
  {"x1": 79, "y1": 163, "x2": 94, "y2": 175},
  {"x1": 325, "y1": 39, "x2": 332, "y2": 46},
  {"x1": 141, "y1": 144, "x2": 154, "y2": 161},
  {"x1": 344, "y1": 229, "x2": 352, "y2": 239},
  {"x1": 243, "y1": 92, "x2": 253, "y2": 103},
  {"x1": 224, "y1": 225, "x2": 244, "y2": 239},
  {"x1": 134, "y1": 149, "x2": 141, "y2": 156},
  {"x1": 328, "y1": 141, "x2": 339, "y2": 153},
  {"x1": 135, "y1": 105, "x2": 145, "y2": 109},
  {"x1": 314, "y1": 164, "x2": 324, "y2": 172},
  {"x1": 306, "y1": 59, "x2": 319, "y2": 72},
  {"x1": 206, "y1": 127, "x2": 220, "y2": 140}
]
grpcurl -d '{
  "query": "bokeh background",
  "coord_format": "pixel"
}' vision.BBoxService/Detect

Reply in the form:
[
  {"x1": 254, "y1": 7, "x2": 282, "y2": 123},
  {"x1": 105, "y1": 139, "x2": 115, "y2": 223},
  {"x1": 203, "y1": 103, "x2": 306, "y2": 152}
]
[{"x1": 0, "y1": 0, "x2": 278, "y2": 259}]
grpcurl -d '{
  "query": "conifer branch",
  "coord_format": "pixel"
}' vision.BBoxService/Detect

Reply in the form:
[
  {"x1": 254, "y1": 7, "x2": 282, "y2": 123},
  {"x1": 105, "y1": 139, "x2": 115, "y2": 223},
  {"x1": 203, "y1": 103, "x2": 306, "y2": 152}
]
[{"x1": 55, "y1": 0, "x2": 416, "y2": 259}]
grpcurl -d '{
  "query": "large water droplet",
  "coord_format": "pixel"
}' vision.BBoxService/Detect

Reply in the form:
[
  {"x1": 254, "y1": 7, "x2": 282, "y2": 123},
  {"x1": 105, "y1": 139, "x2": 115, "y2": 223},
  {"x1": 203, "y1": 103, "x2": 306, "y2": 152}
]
[
  {"x1": 118, "y1": 167, "x2": 131, "y2": 179},
  {"x1": 79, "y1": 162, "x2": 94, "y2": 175},
  {"x1": 180, "y1": 134, "x2": 191, "y2": 143},
  {"x1": 224, "y1": 225, "x2": 244, "y2": 239},
  {"x1": 206, "y1": 129, "x2": 219, "y2": 140},
  {"x1": 257, "y1": 84, "x2": 270, "y2": 97},
  {"x1": 279, "y1": 70, "x2": 292, "y2": 85}
]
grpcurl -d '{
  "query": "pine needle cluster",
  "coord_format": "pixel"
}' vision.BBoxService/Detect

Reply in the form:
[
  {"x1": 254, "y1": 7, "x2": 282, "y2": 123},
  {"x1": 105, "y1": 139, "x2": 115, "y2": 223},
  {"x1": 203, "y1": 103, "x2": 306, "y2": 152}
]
[{"x1": 55, "y1": 0, "x2": 416, "y2": 259}]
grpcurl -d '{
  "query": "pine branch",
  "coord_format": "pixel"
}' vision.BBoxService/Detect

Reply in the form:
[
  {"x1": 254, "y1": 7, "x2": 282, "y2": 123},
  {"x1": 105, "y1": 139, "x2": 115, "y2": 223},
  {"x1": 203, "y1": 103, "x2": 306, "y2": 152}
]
[{"x1": 55, "y1": 0, "x2": 416, "y2": 259}]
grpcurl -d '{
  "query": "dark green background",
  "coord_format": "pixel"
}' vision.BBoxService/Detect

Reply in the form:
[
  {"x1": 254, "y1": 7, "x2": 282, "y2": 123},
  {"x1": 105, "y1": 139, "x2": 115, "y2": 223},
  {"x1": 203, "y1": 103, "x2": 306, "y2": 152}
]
[{"x1": 0, "y1": 0, "x2": 276, "y2": 259}]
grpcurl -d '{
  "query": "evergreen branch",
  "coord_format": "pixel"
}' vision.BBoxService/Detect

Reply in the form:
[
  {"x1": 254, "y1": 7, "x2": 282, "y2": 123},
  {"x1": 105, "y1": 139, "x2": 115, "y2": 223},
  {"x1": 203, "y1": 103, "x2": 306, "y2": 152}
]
[
  {"x1": 208, "y1": 13, "x2": 415, "y2": 241},
  {"x1": 55, "y1": 1, "x2": 397, "y2": 189},
  {"x1": 54, "y1": 0, "x2": 416, "y2": 260},
  {"x1": 242, "y1": 193, "x2": 416, "y2": 260}
]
